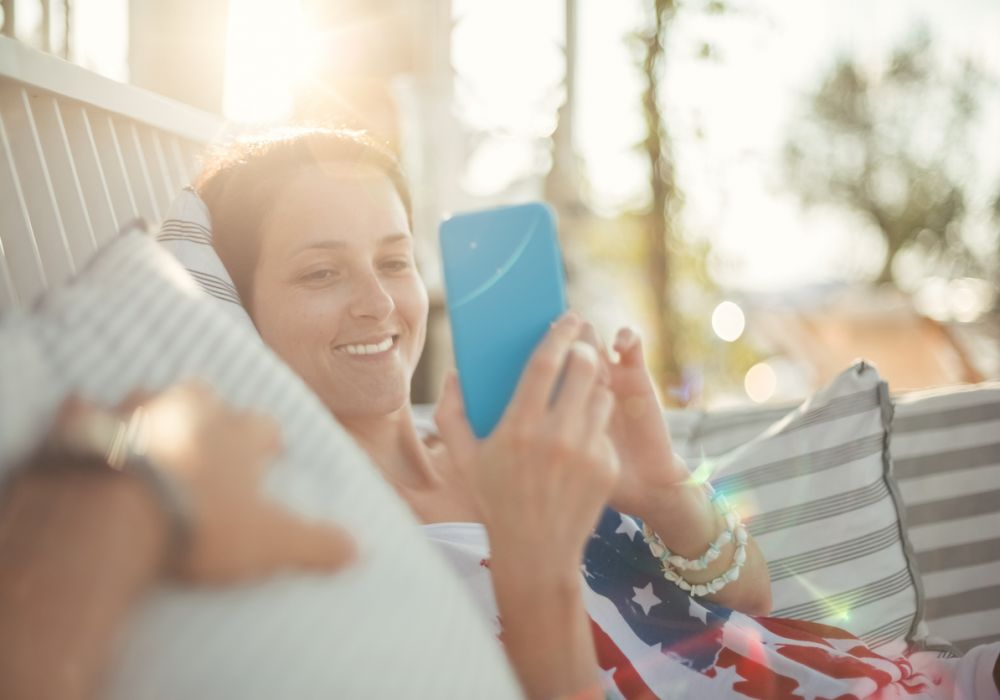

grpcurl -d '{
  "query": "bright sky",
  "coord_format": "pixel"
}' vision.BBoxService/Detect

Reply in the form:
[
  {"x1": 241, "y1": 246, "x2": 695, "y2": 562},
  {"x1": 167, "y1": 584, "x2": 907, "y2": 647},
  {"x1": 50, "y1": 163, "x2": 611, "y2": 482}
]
[
  {"x1": 452, "y1": 0, "x2": 1000, "y2": 292},
  {"x1": 63, "y1": 0, "x2": 1000, "y2": 294}
]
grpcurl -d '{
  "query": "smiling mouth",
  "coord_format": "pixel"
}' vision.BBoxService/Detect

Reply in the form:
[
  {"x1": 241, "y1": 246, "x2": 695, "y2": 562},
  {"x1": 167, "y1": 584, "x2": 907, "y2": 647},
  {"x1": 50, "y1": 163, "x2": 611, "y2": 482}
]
[{"x1": 333, "y1": 335, "x2": 399, "y2": 356}]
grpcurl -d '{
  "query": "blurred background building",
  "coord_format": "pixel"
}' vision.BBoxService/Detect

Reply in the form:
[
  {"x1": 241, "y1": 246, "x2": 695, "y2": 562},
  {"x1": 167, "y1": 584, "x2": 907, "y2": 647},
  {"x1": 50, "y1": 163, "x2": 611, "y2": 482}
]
[{"x1": 3, "y1": 0, "x2": 998, "y2": 406}]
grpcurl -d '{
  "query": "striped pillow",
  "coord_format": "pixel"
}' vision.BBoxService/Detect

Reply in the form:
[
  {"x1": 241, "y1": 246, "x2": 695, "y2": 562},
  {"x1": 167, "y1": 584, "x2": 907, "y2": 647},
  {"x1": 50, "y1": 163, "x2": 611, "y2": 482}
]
[
  {"x1": 22, "y1": 229, "x2": 521, "y2": 699},
  {"x1": 892, "y1": 383, "x2": 1000, "y2": 654},
  {"x1": 673, "y1": 363, "x2": 925, "y2": 657},
  {"x1": 155, "y1": 187, "x2": 255, "y2": 330}
]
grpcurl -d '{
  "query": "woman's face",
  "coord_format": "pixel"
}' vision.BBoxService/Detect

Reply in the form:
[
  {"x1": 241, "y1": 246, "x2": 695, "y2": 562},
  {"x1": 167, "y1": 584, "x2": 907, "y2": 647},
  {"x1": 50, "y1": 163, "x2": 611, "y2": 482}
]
[{"x1": 249, "y1": 163, "x2": 428, "y2": 420}]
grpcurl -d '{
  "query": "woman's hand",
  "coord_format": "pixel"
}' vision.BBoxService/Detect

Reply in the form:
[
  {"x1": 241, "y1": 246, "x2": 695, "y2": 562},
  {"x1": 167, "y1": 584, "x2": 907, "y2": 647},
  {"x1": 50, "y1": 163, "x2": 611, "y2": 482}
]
[
  {"x1": 578, "y1": 323, "x2": 688, "y2": 521},
  {"x1": 435, "y1": 312, "x2": 619, "y2": 700},
  {"x1": 578, "y1": 322, "x2": 772, "y2": 615},
  {"x1": 435, "y1": 312, "x2": 618, "y2": 573},
  {"x1": 60, "y1": 382, "x2": 357, "y2": 584},
  {"x1": 0, "y1": 382, "x2": 358, "y2": 700}
]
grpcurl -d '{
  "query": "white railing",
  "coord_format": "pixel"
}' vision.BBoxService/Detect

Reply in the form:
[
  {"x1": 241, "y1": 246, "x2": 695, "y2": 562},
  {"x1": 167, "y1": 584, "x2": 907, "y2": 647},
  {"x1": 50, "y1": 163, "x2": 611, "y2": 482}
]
[{"x1": 0, "y1": 36, "x2": 226, "y2": 312}]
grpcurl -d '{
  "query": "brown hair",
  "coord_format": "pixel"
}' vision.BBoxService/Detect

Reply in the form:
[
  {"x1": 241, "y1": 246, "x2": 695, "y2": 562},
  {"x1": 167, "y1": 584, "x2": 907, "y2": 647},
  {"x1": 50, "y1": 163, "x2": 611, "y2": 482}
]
[{"x1": 194, "y1": 126, "x2": 412, "y2": 307}]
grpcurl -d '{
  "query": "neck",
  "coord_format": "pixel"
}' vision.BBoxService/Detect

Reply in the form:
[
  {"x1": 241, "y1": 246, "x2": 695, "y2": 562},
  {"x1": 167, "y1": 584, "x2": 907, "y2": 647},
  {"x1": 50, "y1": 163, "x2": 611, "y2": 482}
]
[{"x1": 337, "y1": 405, "x2": 438, "y2": 490}]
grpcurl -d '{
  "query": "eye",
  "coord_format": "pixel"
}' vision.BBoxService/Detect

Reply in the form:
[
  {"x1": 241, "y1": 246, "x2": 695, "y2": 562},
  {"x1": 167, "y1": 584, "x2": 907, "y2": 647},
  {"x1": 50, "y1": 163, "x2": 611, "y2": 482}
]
[
  {"x1": 381, "y1": 258, "x2": 411, "y2": 272},
  {"x1": 300, "y1": 268, "x2": 339, "y2": 283}
]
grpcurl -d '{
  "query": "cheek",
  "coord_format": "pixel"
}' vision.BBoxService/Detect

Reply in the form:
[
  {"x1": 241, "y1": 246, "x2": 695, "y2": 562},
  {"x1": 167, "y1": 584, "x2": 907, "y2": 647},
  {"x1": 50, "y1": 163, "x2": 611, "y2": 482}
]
[
  {"x1": 400, "y1": 278, "x2": 429, "y2": 341},
  {"x1": 251, "y1": 284, "x2": 338, "y2": 355}
]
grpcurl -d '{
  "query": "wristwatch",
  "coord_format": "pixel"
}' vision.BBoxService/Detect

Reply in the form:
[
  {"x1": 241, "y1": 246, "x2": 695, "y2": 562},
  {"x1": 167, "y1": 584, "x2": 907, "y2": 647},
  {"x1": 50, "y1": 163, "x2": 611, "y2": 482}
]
[{"x1": 43, "y1": 401, "x2": 193, "y2": 572}]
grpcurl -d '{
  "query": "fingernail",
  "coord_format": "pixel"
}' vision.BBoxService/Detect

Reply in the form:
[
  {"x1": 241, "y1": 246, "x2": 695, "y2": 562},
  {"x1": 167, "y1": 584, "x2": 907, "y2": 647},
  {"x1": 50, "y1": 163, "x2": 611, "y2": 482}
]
[
  {"x1": 616, "y1": 327, "x2": 637, "y2": 349},
  {"x1": 570, "y1": 340, "x2": 598, "y2": 363}
]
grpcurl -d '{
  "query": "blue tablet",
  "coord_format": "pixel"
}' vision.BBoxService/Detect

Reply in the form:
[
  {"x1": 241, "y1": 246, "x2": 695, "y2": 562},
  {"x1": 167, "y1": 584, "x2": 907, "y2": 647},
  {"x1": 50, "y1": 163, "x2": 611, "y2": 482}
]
[{"x1": 439, "y1": 203, "x2": 568, "y2": 438}]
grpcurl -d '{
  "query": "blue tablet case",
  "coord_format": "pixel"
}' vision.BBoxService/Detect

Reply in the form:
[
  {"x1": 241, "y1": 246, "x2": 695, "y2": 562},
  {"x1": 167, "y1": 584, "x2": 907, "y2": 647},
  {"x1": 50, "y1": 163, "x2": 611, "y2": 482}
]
[{"x1": 439, "y1": 203, "x2": 568, "y2": 438}]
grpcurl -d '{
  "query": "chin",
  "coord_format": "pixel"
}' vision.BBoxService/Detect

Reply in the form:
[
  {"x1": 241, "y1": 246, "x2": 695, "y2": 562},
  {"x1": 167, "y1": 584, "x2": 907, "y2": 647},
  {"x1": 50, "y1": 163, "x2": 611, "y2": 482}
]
[{"x1": 328, "y1": 386, "x2": 410, "y2": 422}]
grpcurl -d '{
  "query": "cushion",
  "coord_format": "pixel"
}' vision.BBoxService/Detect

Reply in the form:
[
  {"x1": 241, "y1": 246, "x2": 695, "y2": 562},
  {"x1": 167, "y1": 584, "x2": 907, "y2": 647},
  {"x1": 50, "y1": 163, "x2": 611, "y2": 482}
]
[
  {"x1": 673, "y1": 363, "x2": 927, "y2": 658},
  {"x1": 155, "y1": 187, "x2": 256, "y2": 331},
  {"x1": 891, "y1": 383, "x2": 1000, "y2": 653},
  {"x1": 13, "y1": 228, "x2": 520, "y2": 699}
]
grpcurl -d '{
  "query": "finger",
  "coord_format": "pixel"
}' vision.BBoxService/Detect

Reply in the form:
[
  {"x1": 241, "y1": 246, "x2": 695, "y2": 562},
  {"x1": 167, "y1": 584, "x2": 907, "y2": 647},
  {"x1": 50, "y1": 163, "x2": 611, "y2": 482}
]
[
  {"x1": 612, "y1": 326, "x2": 644, "y2": 368},
  {"x1": 115, "y1": 389, "x2": 155, "y2": 414},
  {"x1": 434, "y1": 370, "x2": 477, "y2": 466},
  {"x1": 550, "y1": 341, "x2": 602, "y2": 426},
  {"x1": 584, "y1": 385, "x2": 616, "y2": 444},
  {"x1": 239, "y1": 412, "x2": 284, "y2": 460},
  {"x1": 577, "y1": 322, "x2": 611, "y2": 386},
  {"x1": 505, "y1": 312, "x2": 582, "y2": 421},
  {"x1": 265, "y1": 508, "x2": 358, "y2": 573}
]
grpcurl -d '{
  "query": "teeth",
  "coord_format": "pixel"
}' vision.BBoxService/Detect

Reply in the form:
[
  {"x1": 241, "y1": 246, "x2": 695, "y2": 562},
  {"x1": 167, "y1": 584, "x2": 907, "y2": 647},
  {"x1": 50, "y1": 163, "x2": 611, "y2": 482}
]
[{"x1": 338, "y1": 336, "x2": 394, "y2": 355}]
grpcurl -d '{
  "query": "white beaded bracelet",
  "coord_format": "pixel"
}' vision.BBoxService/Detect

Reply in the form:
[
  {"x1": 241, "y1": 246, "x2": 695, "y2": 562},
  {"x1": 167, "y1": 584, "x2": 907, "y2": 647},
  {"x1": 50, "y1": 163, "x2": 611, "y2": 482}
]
[{"x1": 642, "y1": 484, "x2": 749, "y2": 597}]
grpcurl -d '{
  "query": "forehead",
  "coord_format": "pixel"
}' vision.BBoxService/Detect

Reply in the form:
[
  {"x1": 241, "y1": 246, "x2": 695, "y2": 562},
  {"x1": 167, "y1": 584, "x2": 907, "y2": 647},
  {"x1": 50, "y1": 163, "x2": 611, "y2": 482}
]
[{"x1": 260, "y1": 162, "x2": 409, "y2": 252}]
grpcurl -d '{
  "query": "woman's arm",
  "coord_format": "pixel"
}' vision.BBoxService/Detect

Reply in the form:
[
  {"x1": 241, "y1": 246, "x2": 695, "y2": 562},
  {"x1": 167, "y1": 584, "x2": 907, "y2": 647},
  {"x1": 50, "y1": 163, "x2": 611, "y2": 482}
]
[
  {"x1": 0, "y1": 384, "x2": 356, "y2": 700},
  {"x1": 583, "y1": 323, "x2": 772, "y2": 615},
  {"x1": 632, "y1": 477, "x2": 772, "y2": 615},
  {"x1": 0, "y1": 468, "x2": 167, "y2": 700}
]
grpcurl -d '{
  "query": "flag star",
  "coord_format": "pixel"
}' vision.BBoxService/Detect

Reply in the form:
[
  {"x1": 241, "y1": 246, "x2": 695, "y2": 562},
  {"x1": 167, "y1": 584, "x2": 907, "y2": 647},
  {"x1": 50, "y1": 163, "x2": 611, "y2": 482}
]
[
  {"x1": 615, "y1": 514, "x2": 638, "y2": 540},
  {"x1": 632, "y1": 582, "x2": 661, "y2": 615},
  {"x1": 580, "y1": 562, "x2": 593, "y2": 579},
  {"x1": 688, "y1": 597, "x2": 709, "y2": 625}
]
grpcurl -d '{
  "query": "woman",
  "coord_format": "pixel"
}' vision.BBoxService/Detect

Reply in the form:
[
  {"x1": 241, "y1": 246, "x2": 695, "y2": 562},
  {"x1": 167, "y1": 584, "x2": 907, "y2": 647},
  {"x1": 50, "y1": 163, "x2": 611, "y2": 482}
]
[{"x1": 195, "y1": 127, "x2": 998, "y2": 700}]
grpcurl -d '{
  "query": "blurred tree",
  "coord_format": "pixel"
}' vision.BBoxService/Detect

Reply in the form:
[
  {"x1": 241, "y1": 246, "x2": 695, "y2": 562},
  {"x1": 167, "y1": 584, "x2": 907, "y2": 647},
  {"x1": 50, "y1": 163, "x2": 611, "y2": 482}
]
[
  {"x1": 784, "y1": 27, "x2": 1000, "y2": 286},
  {"x1": 637, "y1": 0, "x2": 686, "y2": 404}
]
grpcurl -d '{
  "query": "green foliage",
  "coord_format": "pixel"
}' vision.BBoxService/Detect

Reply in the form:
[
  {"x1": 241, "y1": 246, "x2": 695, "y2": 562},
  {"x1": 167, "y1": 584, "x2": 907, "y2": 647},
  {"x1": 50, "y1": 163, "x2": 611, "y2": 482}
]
[{"x1": 784, "y1": 27, "x2": 1000, "y2": 285}]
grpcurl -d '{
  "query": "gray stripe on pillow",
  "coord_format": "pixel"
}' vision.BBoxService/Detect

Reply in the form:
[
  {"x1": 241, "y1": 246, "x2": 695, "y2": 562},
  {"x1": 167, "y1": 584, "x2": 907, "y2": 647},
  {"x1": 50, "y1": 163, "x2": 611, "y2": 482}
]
[
  {"x1": 157, "y1": 229, "x2": 213, "y2": 246},
  {"x1": 893, "y1": 443, "x2": 1000, "y2": 480},
  {"x1": 905, "y1": 488, "x2": 1000, "y2": 527},
  {"x1": 894, "y1": 401, "x2": 1000, "y2": 434},
  {"x1": 924, "y1": 584, "x2": 1000, "y2": 619},
  {"x1": 187, "y1": 269, "x2": 241, "y2": 305},
  {"x1": 694, "y1": 390, "x2": 877, "y2": 452},
  {"x1": 915, "y1": 538, "x2": 1000, "y2": 572},
  {"x1": 767, "y1": 521, "x2": 900, "y2": 581},
  {"x1": 949, "y1": 634, "x2": 1000, "y2": 654},
  {"x1": 159, "y1": 219, "x2": 213, "y2": 239},
  {"x1": 65, "y1": 264, "x2": 168, "y2": 382},
  {"x1": 772, "y1": 568, "x2": 913, "y2": 621},
  {"x1": 714, "y1": 433, "x2": 884, "y2": 493},
  {"x1": 747, "y1": 480, "x2": 890, "y2": 536},
  {"x1": 779, "y1": 389, "x2": 880, "y2": 434},
  {"x1": 862, "y1": 613, "x2": 915, "y2": 649},
  {"x1": 693, "y1": 407, "x2": 791, "y2": 439}
]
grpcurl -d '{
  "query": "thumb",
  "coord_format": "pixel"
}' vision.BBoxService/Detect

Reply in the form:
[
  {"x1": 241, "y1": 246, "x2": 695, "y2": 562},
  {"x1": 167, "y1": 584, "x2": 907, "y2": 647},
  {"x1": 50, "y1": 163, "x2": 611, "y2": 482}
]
[{"x1": 434, "y1": 370, "x2": 477, "y2": 466}]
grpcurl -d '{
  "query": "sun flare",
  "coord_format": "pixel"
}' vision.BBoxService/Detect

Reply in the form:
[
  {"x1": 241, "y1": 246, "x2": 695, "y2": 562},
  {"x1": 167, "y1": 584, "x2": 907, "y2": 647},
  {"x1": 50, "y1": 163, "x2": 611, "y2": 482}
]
[{"x1": 223, "y1": 0, "x2": 320, "y2": 123}]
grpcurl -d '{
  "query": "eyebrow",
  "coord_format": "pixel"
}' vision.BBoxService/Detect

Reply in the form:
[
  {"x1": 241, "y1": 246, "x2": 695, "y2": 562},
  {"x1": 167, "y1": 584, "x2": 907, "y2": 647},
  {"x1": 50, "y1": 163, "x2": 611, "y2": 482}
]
[{"x1": 291, "y1": 233, "x2": 410, "y2": 255}]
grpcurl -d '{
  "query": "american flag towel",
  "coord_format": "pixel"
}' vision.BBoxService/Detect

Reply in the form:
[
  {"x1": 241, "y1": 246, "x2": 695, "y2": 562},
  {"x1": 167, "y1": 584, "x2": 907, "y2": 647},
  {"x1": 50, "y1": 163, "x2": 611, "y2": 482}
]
[{"x1": 424, "y1": 511, "x2": 1000, "y2": 699}]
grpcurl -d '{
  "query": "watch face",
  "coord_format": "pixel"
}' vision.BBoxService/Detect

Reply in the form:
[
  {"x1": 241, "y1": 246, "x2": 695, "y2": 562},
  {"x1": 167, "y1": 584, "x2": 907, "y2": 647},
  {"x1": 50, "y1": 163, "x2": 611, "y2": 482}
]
[{"x1": 55, "y1": 403, "x2": 130, "y2": 467}]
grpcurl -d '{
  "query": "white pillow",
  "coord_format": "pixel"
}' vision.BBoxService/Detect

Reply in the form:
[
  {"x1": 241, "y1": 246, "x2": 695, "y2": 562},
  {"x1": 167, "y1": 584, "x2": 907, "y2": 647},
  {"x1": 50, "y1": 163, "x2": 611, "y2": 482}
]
[
  {"x1": 675, "y1": 363, "x2": 927, "y2": 657},
  {"x1": 25, "y1": 229, "x2": 521, "y2": 699},
  {"x1": 155, "y1": 187, "x2": 256, "y2": 331}
]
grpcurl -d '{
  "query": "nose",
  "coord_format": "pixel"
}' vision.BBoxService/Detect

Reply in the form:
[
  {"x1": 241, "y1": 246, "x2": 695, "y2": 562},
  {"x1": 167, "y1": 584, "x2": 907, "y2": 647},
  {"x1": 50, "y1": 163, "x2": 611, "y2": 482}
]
[{"x1": 348, "y1": 270, "x2": 395, "y2": 321}]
